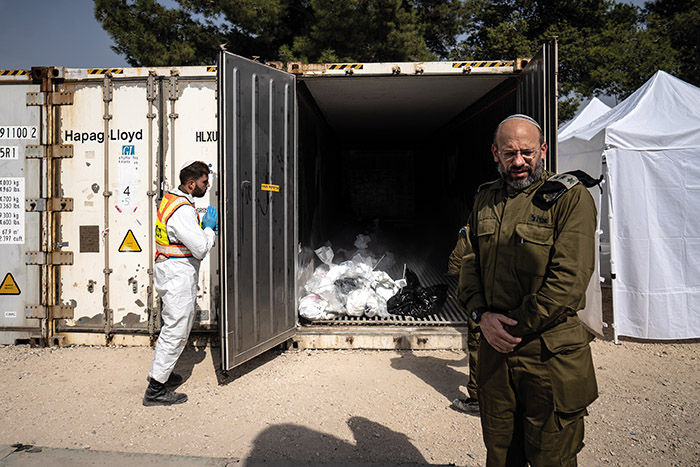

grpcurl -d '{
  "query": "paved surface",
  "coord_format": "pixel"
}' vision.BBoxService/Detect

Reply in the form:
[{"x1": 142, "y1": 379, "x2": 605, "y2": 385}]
[{"x1": 0, "y1": 444, "x2": 462, "y2": 467}]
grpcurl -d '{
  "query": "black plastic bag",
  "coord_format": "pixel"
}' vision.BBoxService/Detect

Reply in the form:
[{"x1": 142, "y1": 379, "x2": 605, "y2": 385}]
[
  {"x1": 334, "y1": 277, "x2": 360, "y2": 295},
  {"x1": 387, "y1": 268, "x2": 448, "y2": 318}
]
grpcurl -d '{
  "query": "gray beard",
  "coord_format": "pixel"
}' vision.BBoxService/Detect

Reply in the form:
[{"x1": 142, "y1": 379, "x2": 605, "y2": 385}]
[{"x1": 498, "y1": 158, "x2": 545, "y2": 191}]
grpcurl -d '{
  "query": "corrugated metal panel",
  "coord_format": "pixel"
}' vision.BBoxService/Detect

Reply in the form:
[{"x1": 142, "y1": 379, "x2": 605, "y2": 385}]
[
  {"x1": 160, "y1": 74, "x2": 219, "y2": 327},
  {"x1": 219, "y1": 51, "x2": 297, "y2": 370},
  {"x1": 289, "y1": 60, "x2": 516, "y2": 77},
  {"x1": 0, "y1": 80, "x2": 43, "y2": 344},
  {"x1": 58, "y1": 78, "x2": 155, "y2": 332},
  {"x1": 517, "y1": 39, "x2": 558, "y2": 171},
  {"x1": 56, "y1": 68, "x2": 219, "y2": 336}
]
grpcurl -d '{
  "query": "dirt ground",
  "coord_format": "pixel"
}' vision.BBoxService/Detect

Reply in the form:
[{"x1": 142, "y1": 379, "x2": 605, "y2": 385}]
[{"x1": 1, "y1": 330, "x2": 699, "y2": 466}]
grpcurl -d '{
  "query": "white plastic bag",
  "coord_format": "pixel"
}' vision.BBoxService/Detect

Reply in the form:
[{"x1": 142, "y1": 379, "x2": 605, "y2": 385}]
[
  {"x1": 299, "y1": 294, "x2": 329, "y2": 320},
  {"x1": 346, "y1": 288, "x2": 372, "y2": 317},
  {"x1": 314, "y1": 245, "x2": 335, "y2": 265},
  {"x1": 354, "y1": 234, "x2": 371, "y2": 250},
  {"x1": 364, "y1": 293, "x2": 380, "y2": 318},
  {"x1": 372, "y1": 271, "x2": 399, "y2": 301}
]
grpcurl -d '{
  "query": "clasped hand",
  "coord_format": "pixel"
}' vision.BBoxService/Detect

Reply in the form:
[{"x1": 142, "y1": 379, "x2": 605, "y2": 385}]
[{"x1": 480, "y1": 312, "x2": 522, "y2": 353}]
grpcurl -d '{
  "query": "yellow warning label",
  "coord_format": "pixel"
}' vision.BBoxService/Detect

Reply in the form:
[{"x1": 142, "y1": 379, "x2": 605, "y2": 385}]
[
  {"x1": 87, "y1": 68, "x2": 124, "y2": 75},
  {"x1": 261, "y1": 184, "x2": 280, "y2": 192},
  {"x1": 118, "y1": 229, "x2": 142, "y2": 252},
  {"x1": 0, "y1": 273, "x2": 20, "y2": 295},
  {"x1": 326, "y1": 64, "x2": 363, "y2": 70}
]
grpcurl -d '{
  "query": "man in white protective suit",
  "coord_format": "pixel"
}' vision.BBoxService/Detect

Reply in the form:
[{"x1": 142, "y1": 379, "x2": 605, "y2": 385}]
[{"x1": 143, "y1": 160, "x2": 218, "y2": 406}]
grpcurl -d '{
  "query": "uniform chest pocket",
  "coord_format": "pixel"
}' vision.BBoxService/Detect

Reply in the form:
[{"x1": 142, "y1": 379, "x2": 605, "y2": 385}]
[
  {"x1": 515, "y1": 223, "x2": 554, "y2": 276},
  {"x1": 476, "y1": 218, "x2": 496, "y2": 252}
]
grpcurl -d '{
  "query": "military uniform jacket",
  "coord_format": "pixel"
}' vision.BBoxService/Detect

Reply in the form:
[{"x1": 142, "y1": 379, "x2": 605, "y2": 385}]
[{"x1": 458, "y1": 170, "x2": 597, "y2": 338}]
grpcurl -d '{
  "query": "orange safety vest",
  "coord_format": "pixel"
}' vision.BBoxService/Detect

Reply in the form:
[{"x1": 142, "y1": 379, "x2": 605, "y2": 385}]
[{"x1": 154, "y1": 192, "x2": 200, "y2": 260}]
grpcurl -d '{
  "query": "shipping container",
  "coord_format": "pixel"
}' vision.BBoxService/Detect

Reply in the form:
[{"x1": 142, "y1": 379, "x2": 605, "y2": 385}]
[
  {"x1": 0, "y1": 39, "x2": 557, "y2": 372},
  {"x1": 0, "y1": 66, "x2": 219, "y2": 346},
  {"x1": 217, "y1": 40, "x2": 558, "y2": 370},
  {"x1": 0, "y1": 69, "x2": 44, "y2": 345}
]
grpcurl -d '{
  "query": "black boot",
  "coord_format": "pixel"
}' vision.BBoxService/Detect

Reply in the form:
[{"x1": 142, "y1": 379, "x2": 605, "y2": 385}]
[
  {"x1": 147, "y1": 373, "x2": 184, "y2": 387},
  {"x1": 142, "y1": 378, "x2": 188, "y2": 407}
]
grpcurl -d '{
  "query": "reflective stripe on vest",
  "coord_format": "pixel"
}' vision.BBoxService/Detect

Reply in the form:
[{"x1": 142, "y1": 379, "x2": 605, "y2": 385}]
[{"x1": 154, "y1": 192, "x2": 199, "y2": 259}]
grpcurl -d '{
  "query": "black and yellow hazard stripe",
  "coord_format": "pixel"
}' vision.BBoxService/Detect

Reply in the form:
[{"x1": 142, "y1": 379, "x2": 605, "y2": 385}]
[
  {"x1": 0, "y1": 70, "x2": 29, "y2": 76},
  {"x1": 326, "y1": 64, "x2": 364, "y2": 70},
  {"x1": 207, "y1": 66, "x2": 217, "y2": 73},
  {"x1": 88, "y1": 68, "x2": 125, "y2": 75},
  {"x1": 452, "y1": 61, "x2": 513, "y2": 68}
]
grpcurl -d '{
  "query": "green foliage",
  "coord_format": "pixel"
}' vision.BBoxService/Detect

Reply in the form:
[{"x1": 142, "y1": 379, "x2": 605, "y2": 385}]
[
  {"x1": 94, "y1": 0, "x2": 697, "y2": 123},
  {"x1": 457, "y1": 0, "x2": 680, "y2": 121},
  {"x1": 94, "y1": 0, "x2": 224, "y2": 66},
  {"x1": 644, "y1": 0, "x2": 700, "y2": 87},
  {"x1": 285, "y1": 0, "x2": 433, "y2": 62},
  {"x1": 94, "y1": 0, "x2": 465, "y2": 65}
]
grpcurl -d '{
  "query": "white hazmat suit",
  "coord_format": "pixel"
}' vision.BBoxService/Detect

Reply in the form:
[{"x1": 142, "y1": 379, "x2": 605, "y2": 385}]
[{"x1": 149, "y1": 187, "x2": 215, "y2": 384}]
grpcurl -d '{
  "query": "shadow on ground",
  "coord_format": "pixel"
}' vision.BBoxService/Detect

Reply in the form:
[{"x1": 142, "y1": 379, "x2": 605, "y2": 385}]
[
  {"x1": 389, "y1": 350, "x2": 469, "y2": 403},
  {"x1": 245, "y1": 416, "x2": 446, "y2": 465},
  {"x1": 170, "y1": 345, "x2": 208, "y2": 385}
]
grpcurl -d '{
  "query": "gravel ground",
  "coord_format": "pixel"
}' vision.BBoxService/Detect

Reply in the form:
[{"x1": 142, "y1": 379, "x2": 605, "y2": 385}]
[{"x1": 0, "y1": 336, "x2": 699, "y2": 466}]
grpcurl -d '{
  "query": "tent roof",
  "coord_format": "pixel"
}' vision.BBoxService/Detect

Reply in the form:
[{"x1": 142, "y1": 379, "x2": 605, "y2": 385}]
[
  {"x1": 558, "y1": 97, "x2": 611, "y2": 141},
  {"x1": 566, "y1": 71, "x2": 700, "y2": 149}
]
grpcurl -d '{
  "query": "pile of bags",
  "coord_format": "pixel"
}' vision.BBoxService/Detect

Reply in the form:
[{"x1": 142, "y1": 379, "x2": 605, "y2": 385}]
[{"x1": 299, "y1": 235, "x2": 447, "y2": 321}]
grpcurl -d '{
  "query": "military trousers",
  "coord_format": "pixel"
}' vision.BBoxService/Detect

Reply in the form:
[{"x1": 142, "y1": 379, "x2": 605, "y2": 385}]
[
  {"x1": 477, "y1": 318, "x2": 597, "y2": 467},
  {"x1": 467, "y1": 319, "x2": 481, "y2": 400}
]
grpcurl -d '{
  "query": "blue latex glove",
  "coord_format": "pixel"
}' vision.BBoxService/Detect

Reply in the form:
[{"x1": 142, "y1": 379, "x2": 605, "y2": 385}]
[{"x1": 201, "y1": 205, "x2": 218, "y2": 231}]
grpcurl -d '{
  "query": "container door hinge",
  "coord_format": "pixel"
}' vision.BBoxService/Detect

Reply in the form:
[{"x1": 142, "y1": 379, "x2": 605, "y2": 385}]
[
  {"x1": 25, "y1": 144, "x2": 73, "y2": 159},
  {"x1": 25, "y1": 304, "x2": 75, "y2": 320},
  {"x1": 25, "y1": 251, "x2": 74, "y2": 265},
  {"x1": 25, "y1": 197, "x2": 74, "y2": 212},
  {"x1": 26, "y1": 91, "x2": 74, "y2": 106}
]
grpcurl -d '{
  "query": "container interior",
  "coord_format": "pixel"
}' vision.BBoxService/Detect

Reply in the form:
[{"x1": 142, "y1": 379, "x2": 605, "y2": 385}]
[{"x1": 296, "y1": 73, "x2": 519, "y2": 306}]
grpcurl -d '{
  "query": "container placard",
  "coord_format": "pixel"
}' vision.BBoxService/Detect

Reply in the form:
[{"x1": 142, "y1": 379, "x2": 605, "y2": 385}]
[
  {"x1": 0, "y1": 177, "x2": 24, "y2": 244},
  {"x1": 117, "y1": 145, "x2": 139, "y2": 209},
  {"x1": 0, "y1": 126, "x2": 38, "y2": 140},
  {"x1": 0, "y1": 146, "x2": 19, "y2": 159}
]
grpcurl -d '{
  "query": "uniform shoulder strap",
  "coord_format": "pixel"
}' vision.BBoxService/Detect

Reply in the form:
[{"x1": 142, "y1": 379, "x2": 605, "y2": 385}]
[
  {"x1": 476, "y1": 178, "x2": 499, "y2": 193},
  {"x1": 533, "y1": 170, "x2": 603, "y2": 211}
]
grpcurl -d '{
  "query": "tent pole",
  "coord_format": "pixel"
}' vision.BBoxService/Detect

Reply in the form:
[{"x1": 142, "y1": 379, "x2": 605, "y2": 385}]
[{"x1": 606, "y1": 162, "x2": 619, "y2": 345}]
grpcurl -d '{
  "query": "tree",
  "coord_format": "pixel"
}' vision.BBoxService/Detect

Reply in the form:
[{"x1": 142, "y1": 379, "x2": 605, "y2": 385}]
[
  {"x1": 454, "y1": 0, "x2": 680, "y2": 121},
  {"x1": 94, "y1": 0, "x2": 315, "y2": 66},
  {"x1": 94, "y1": 0, "x2": 467, "y2": 65},
  {"x1": 644, "y1": 0, "x2": 700, "y2": 87}
]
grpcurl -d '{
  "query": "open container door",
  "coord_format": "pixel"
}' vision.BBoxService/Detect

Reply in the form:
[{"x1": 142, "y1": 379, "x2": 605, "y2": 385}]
[
  {"x1": 218, "y1": 51, "x2": 297, "y2": 371},
  {"x1": 517, "y1": 38, "x2": 558, "y2": 171}
]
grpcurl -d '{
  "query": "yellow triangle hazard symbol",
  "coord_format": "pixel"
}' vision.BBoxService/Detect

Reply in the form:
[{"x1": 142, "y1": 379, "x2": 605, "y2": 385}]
[
  {"x1": 0, "y1": 272, "x2": 21, "y2": 295},
  {"x1": 118, "y1": 229, "x2": 142, "y2": 252}
]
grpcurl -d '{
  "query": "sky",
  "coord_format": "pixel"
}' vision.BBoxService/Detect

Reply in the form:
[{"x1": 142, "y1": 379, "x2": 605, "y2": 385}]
[
  {"x1": 0, "y1": 0, "x2": 128, "y2": 69},
  {"x1": 0, "y1": 0, "x2": 648, "y2": 71}
]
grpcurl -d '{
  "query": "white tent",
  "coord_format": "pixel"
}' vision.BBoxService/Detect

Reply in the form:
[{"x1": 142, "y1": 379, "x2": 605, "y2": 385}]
[
  {"x1": 558, "y1": 98, "x2": 612, "y2": 337},
  {"x1": 558, "y1": 71, "x2": 700, "y2": 341},
  {"x1": 559, "y1": 97, "x2": 612, "y2": 140}
]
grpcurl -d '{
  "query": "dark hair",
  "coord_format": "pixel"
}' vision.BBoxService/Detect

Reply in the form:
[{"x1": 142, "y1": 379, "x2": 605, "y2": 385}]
[{"x1": 179, "y1": 161, "x2": 210, "y2": 185}]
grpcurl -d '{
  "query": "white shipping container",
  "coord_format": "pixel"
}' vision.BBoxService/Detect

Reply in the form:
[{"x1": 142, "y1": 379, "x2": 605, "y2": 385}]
[
  {"x1": 0, "y1": 66, "x2": 219, "y2": 345},
  {"x1": 57, "y1": 67, "x2": 219, "y2": 340},
  {"x1": 0, "y1": 72, "x2": 43, "y2": 345}
]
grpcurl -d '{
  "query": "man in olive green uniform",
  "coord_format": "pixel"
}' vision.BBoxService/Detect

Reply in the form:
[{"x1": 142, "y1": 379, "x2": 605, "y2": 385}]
[
  {"x1": 458, "y1": 115, "x2": 598, "y2": 466},
  {"x1": 448, "y1": 226, "x2": 480, "y2": 414}
]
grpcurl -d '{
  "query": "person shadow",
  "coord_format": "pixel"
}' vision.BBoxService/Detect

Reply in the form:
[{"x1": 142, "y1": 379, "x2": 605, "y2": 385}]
[
  {"x1": 244, "y1": 416, "x2": 454, "y2": 466},
  {"x1": 389, "y1": 350, "x2": 470, "y2": 406},
  {"x1": 210, "y1": 342, "x2": 285, "y2": 385},
  {"x1": 169, "y1": 345, "x2": 208, "y2": 385}
]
